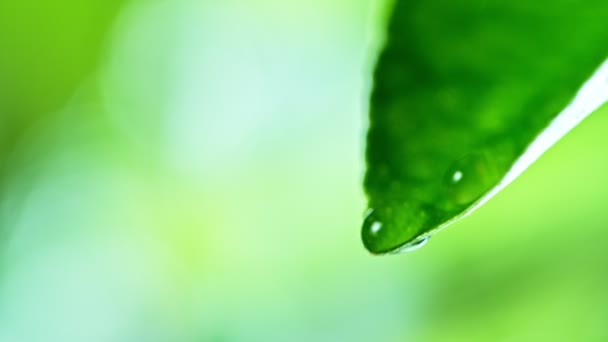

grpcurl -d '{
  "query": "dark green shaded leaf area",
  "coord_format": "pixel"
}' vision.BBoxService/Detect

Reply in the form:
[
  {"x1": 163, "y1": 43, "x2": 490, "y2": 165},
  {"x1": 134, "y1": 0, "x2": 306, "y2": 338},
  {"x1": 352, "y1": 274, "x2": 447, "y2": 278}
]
[{"x1": 363, "y1": 1, "x2": 608, "y2": 254}]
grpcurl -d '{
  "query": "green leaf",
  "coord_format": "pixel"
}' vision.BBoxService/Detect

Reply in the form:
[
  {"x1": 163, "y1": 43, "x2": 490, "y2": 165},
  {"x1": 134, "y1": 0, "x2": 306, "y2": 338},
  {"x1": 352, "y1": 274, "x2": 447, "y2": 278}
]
[
  {"x1": 0, "y1": 0, "x2": 123, "y2": 163},
  {"x1": 363, "y1": 1, "x2": 608, "y2": 254}
]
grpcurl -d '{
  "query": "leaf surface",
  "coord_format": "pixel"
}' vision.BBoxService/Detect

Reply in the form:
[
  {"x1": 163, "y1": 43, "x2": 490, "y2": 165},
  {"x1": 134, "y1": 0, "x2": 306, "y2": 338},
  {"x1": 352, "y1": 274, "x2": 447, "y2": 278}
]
[{"x1": 363, "y1": 1, "x2": 608, "y2": 254}]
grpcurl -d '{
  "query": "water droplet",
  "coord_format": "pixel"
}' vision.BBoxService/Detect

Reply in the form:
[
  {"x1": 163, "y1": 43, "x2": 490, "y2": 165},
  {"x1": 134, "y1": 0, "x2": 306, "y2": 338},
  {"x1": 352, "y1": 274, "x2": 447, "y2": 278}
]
[
  {"x1": 452, "y1": 170, "x2": 463, "y2": 183},
  {"x1": 362, "y1": 208, "x2": 381, "y2": 235},
  {"x1": 370, "y1": 221, "x2": 382, "y2": 235},
  {"x1": 393, "y1": 236, "x2": 430, "y2": 253},
  {"x1": 444, "y1": 151, "x2": 500, "y2": 206},
  {"x1": 362, "y1": 205, "x2": 432, "y2": 254}
]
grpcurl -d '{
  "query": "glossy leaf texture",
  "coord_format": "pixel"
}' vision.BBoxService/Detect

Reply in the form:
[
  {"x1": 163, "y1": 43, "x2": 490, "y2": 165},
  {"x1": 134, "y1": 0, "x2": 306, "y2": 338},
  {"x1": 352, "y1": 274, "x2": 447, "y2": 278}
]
[{"x1": 363, "y1": 1, "x2": 608, "y2": 254}]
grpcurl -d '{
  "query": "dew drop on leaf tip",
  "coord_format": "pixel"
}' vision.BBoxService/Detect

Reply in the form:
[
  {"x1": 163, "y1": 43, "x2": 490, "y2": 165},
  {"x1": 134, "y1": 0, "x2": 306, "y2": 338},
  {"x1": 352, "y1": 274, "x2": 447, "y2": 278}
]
[
  {"x1": 363, "y1": 208, "x2": 382, "y2": 236},
  {"x1": 393, "y1": 235, "x2": 430, "y2": 254},
  {"x1": 362, "y1": 208, "x2": 431, "y2": 254}
]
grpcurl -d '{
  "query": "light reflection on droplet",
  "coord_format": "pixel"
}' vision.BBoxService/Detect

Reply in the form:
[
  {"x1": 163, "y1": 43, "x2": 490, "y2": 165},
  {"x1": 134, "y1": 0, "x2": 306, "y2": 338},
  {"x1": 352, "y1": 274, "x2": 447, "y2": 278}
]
[
  {"x1": 452, "y1": 170, "x2": 463, "y2": 183},
  {"x1": 392, "y1": 236, "x2": 430, "y2": 254},
  {"x1": 444, "y1": 152, "x2": 498, "y2": 205},
  {"x1": 363, "y1": 208, "x2": 383, "y2": 235},
  {"x1": 370, "y1": 221, "x2": 382, "y2": 235}
]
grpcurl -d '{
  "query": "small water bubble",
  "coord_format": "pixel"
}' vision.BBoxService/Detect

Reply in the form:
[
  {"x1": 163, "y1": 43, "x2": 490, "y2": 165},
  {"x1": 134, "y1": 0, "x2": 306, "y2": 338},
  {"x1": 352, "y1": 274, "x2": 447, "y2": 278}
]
[
  {"x1": 370, "y1": 221, "x2": 382, "y2": 235},
  {"x1": 362, "y1": 205, "x2": 433, "y2": 254},
  {"x1": 362, "y1": 209, "x2": 382, "y2": 235},
  {"x1": 451, "y1": 170, "x2": 463, "y2": 183},
  {"x1": 444, "y1": 151, "x2": 499, "y2": 205},
  {"x1": 394, "y1": 236, "x2": 430, "y2": 253}
]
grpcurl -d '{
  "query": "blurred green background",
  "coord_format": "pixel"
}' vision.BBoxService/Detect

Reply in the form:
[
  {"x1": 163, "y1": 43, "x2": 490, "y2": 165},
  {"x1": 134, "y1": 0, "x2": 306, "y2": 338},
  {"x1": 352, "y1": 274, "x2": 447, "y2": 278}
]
[{"x1": 1, "y1": 1, "x2": 608, "y2": 341}]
